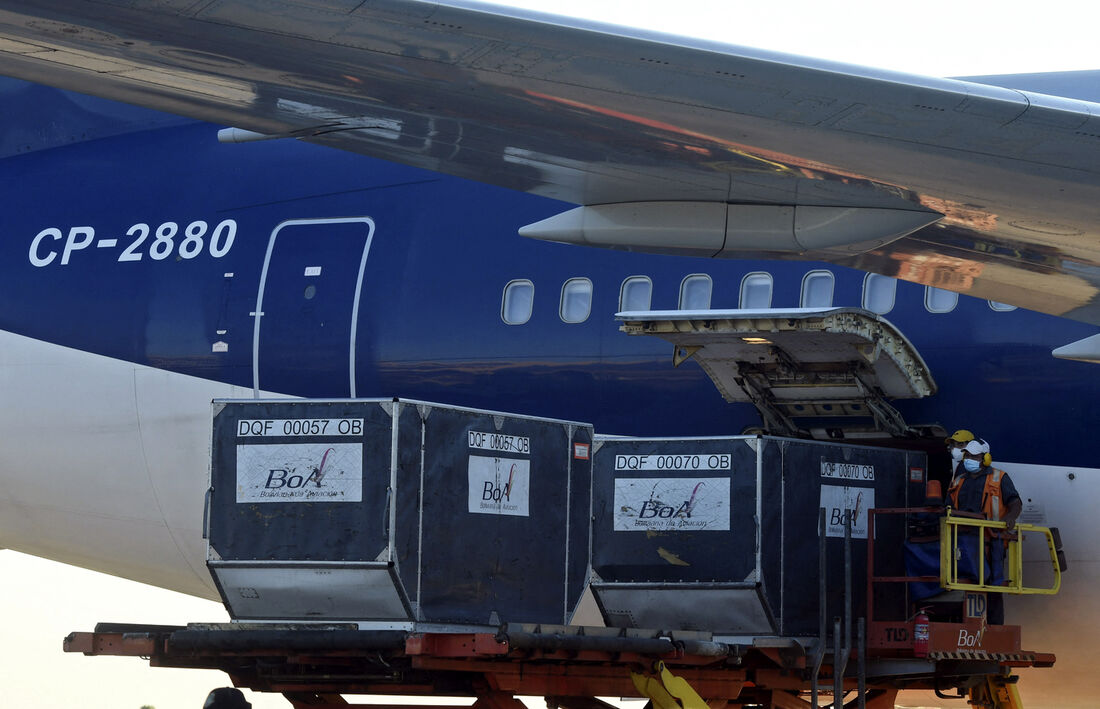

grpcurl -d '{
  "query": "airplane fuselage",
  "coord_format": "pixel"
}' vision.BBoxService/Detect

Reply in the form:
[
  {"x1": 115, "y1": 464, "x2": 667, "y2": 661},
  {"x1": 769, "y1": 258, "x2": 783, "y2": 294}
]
[
  {"x1": 0, "y1": 79, "x2": 1096, "y2": 707},
  {"x1": 3, "y1": 81, "x2": 1097, "y2": 459}
]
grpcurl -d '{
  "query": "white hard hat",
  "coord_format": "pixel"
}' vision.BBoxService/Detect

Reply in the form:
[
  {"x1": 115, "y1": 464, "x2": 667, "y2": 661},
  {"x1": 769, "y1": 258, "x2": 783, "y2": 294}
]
[{"x1": 962, "y1": 439, "x2": 988, "y2": 455}]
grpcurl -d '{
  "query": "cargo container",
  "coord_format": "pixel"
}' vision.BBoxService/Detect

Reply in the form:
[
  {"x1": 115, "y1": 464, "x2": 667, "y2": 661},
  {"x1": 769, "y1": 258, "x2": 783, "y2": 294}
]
[
  {"x1": 589, "y1": 435, "x2": 924, "y2": 636},
  {"x1": 207, "y1": 398, "x2": 592, "y2": 626}
]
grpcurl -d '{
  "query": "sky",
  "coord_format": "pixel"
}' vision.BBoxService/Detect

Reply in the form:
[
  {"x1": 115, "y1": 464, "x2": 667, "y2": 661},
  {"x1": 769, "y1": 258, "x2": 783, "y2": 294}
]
[
  {"x1": 488, "y1": 0, "x2": 1100, "y2": 77},
  {"x1": 2, "y1": 1, "x2": 1096, "y2": 707}
]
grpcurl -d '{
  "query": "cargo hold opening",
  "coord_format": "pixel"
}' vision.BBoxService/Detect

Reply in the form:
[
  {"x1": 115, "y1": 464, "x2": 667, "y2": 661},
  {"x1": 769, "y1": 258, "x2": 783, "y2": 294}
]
[{"x1": 617, "y1": 306, "x2": 953, "y2": 484}]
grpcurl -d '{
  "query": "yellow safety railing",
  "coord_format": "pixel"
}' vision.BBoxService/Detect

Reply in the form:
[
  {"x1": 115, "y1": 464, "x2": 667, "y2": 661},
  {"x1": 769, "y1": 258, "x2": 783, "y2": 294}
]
[{"x1": 939, "y1": 510, "x2": 1062, "y2": 595}]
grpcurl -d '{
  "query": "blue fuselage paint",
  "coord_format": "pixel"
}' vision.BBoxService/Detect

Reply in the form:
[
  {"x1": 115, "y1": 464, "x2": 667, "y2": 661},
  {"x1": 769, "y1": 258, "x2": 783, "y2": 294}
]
[{"x1": 0, "y1": 78, "x2": 1096, "y2": 467}]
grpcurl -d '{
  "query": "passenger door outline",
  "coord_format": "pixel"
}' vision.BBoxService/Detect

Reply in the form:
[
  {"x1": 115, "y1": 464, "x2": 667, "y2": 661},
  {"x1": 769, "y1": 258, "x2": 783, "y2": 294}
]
[{"x1": 251, "y1": 217, "x2": 376, "y2": 397}]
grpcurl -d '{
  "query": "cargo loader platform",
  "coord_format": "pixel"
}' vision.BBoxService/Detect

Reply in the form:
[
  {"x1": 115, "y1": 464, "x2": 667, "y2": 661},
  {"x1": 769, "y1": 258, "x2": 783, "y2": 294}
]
[
  {"x1": 62, "y1": 397, "x2": 1061, "y2": 708},
  {"x1": 64, "y1": 619, "x2": 1054, "y2": 708}
]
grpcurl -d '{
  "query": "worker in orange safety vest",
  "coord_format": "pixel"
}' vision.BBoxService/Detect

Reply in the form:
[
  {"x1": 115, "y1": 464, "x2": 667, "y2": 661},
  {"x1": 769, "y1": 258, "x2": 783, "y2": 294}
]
[{"x1": 947, "y1": 438, "x2": 1022, "y2": 624}]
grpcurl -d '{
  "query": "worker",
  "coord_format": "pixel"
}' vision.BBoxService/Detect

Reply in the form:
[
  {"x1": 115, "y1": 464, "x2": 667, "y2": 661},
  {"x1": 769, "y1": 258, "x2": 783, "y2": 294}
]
[
  {"x1": 947, "y1": 438, "x2": 1022, "y2": 624},
  {"x1": 948, "y1": 439, "x2": 1022, "y2": 531},
  {"x1": 944, "y1": 429, "x2": 976, "y2": 480}
]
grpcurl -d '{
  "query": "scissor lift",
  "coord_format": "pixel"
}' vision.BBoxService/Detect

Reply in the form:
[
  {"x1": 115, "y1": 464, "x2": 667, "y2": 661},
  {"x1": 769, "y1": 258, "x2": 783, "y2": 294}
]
[{"x1": 865, "y1": 508, "x2": 1064, "y2": 708}]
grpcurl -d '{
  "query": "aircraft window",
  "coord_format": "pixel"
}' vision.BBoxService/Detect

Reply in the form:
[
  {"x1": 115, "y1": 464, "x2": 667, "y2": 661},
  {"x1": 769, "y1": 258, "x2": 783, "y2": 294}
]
[
  {"x1": 740, "y1": 272, "x2": 773, "y2": 309},
  {"x1": 679, "y1": 274, "x2": 712, "y2": 310},
  {"x1": 800, "y1": 270, "x2": 834, "y2": 307},
  {"x1": 501, "y1": 279, "x2": 534, "y2": 325},
  {"x1": 925, "y1": 286, "x2": 959, "y2": 313},
  {"x1": 560, "y1": 278, "x2": 593, "y2": 323},
  {"x1": 989, "y1": 300, "x2": 1018, "y2": 312},
  {"x1": 862, "y1": 273, "x2": 896, "y2": 314},
  {"x1": 620, "y1": 276, "x2": 652, "y2": 312}
]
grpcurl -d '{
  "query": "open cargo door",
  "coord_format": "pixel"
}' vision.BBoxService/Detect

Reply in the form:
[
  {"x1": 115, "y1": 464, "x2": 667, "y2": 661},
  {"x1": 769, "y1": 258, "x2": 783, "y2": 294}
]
[{"x1": 618, "y1": 308, "x2": 936, "y2": 437}]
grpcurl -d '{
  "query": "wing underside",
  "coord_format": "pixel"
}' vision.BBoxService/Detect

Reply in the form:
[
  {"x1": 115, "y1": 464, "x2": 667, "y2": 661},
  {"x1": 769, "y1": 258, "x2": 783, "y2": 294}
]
[{"x1": 0, "y1": 1, "x2": 1097, "y2": 322}]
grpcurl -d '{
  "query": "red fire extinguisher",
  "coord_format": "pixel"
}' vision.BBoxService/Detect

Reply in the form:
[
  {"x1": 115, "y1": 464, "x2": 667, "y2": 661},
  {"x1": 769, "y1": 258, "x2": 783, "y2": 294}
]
[{"x1": 913, "y1": 609, "x2": 930, "y2": 658}]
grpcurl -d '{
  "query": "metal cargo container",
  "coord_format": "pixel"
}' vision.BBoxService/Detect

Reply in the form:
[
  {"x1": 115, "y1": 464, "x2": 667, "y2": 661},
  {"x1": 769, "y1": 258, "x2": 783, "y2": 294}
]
[
  {"x1": 590, "y1": 435, "x2": 924, "y2": 636},
  {"x1": 207, "y1": 398, "x2": 593, "y2": 626}
]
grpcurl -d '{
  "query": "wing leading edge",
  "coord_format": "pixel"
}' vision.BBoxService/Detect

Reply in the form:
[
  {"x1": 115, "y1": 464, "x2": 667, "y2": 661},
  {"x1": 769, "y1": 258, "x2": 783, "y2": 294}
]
[{"x1": 0, "y1": 1, "x2": 1098, "y2": 322}]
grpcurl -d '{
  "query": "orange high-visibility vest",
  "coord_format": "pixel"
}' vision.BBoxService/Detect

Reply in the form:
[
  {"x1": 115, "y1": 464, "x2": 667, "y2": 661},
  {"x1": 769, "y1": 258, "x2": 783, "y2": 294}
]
[{"x1": 948, "y1": 468, "x2": 1006, "y2": 521}]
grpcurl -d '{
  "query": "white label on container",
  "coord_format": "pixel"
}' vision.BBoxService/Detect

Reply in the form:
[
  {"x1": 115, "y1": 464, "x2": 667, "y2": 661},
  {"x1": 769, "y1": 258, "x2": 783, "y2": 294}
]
[
  {"x1": 821, "y1": 460, "x2": 875, "y2": 481},
  {"x1": 468, "y1": 430, "x2": 531, "y2": 455},
  {"x1": 613, "y1": 477, "x2": 731, "y2": 531},
  {"x1": 468, "y1": 455, "x2": 530, "y2": 516},
  {"x1": 614, "y1": 453, "x2": 731, "y2": 471},
  {"x1": 820, "y1": 484, "x2": 874, "y2": 538},
  {"x1": 236, "y1": 418, "x2": 364, "y2": 437},
  {"x1": 236, "y1": 443, "x2": 362, "y2": 503}
]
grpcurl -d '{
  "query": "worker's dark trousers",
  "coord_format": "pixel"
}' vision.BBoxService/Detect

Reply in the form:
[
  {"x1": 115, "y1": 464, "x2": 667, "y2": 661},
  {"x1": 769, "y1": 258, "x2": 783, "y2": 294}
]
[
  {"x1": 989, "y1": 540, "x2": 1006, "y2": 624},
  {"x1": 988, "y1": 592, "x2": 1005, "y2": 624}
]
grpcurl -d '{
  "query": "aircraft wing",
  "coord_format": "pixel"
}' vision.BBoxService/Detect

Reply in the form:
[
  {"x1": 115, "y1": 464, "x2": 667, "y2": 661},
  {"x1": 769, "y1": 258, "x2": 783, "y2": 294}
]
[{"x1": 0, "y1": 1, "x2": 1098, "y2": 324}]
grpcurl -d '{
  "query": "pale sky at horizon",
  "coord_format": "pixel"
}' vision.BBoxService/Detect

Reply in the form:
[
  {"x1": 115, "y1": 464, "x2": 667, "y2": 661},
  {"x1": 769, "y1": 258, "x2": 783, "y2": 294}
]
[
  {"x1": 2, "y1": 1, "x2": 1095, "y2": 707},
  {"x1": 485, "y1": 0, "x2": 1100, "y2": 77}
]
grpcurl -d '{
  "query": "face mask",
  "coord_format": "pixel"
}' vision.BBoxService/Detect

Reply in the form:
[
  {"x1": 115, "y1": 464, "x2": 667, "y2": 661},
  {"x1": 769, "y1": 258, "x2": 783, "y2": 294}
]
[
  {"x1": 962, "y1": 458, "x2": 981, "y2": 473},
  {"x1": 950, "y1": 447, "x2": 963, "y2": 462}
]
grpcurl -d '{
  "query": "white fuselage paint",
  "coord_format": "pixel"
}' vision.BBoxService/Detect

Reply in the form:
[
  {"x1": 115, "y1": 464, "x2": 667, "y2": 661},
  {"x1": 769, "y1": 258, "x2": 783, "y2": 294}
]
[
  {"x1": 994, "y1": 462, "x2": 1098, "y2": 709},
  {"x1": 0, "y1": 329, "x2": 253, "y2": 600},
  {"x1": 0, "y1": 330, "x2": 1095, "y2": 707}
]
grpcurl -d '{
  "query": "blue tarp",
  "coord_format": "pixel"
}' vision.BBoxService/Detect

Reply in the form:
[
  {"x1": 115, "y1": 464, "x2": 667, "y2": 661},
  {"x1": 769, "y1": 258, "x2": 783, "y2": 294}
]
[{"x1": 904, "y1": 535, "x2": 1004, "y2": 601}]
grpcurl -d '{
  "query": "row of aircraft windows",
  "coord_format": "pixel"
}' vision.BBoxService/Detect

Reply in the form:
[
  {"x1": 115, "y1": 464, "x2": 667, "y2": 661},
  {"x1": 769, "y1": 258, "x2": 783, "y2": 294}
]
[{"x1": 501, "y1": 271, "x2": 1018, "y2": 325}]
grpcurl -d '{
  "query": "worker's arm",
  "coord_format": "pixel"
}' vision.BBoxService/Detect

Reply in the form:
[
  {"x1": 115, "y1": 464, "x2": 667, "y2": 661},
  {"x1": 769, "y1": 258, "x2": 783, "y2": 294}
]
[{"x1": 1003, "y1": 498, "x2": 1023, "y2": 531}]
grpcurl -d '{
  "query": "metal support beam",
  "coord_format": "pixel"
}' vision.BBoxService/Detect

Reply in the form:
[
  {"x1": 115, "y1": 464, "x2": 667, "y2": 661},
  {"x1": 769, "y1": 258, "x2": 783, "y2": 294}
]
[
  {"x1": 812, "y1": 507, "x2": 827, "y2": 709},
  {"x1": 856, "y1": 618, "x2": 866, "y2": 709},
  {"x1": 851, "y1": 371, "x2": 911, "y2": 436}
]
